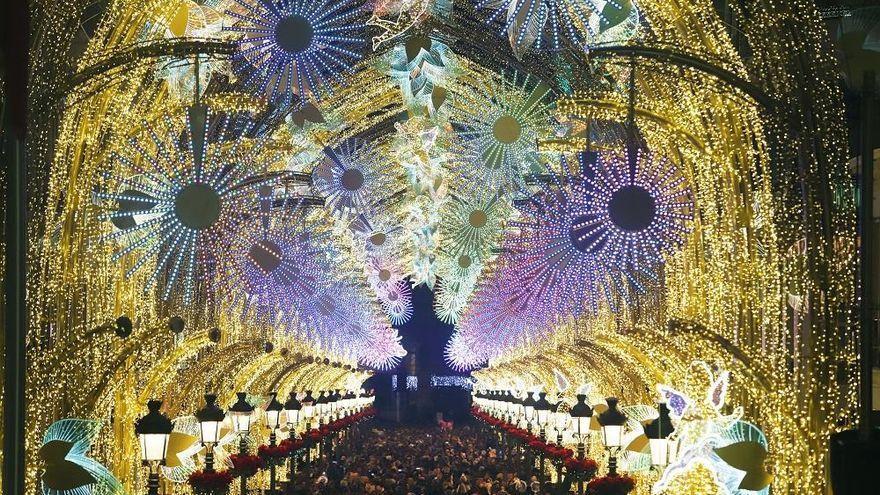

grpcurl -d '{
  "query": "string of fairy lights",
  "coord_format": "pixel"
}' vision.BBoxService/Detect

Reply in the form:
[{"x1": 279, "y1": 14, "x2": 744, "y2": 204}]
[{"x1": 20, "y1": 0, "x2": 858, "y2": 494}]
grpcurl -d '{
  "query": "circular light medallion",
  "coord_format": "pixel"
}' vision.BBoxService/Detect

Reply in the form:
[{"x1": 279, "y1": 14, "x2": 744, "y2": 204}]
[
  {"x1": 378, "y1": 269, "x2": 392, "y2": 282},
  {"x1": 248, "y1": 240, "x2": 283, "y2": 275},
  {"x1": 608, "y1": 185, "x2": 656, "y2": 232},
  {"x1": 175, "y1": 183, "x2": 221, "y2": 230},
  {"x1": 275, "y1": 14, "x2": 314, "y2": 53},
  {"x1": 458, "y1": 255, "x2": 472, "y2": 269},
  {"x1": 468, "y1": 210, "x2": 488, "y2": 228},
  {"x1": 341, "y1": 168, "x2": 365, "y2": 191},
  {"x1": 492, "y1": 115, "x2": 522, "y2": 144}
]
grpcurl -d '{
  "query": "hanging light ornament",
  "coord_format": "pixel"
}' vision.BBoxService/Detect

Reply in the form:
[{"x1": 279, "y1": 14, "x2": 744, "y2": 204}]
[
  {"x1": 359, "y1": 321, "x2": 407, "y2": 370},
  {"x1": 571, "y1": 150, "x2": 693, "y2": 271},
  {"x1": 223, "y1": 204, "x2": 334, "y2": 320},
  {"x1": 387, "y1": 35, "x2": 457, "y2": 115},
  {"x1": 447, "y1": 75, "x2": 553, "y2": 195},
  {"x1": 444, "y1": 330, "x2": 484, "y2": 372},
  {"x1": 97, "y1": 109, "x2": 279, "y2": 303},
  {"x1": 503, "y1": 154, "x2": 637, "y2": 316},
  {"x1": 471, "y1": 0, "x2": 640, "y2": 57},
  {"x1": 224, "y1": 0, "x2": 367, "y2": 105},
  {"x1": 312, "y1": 139, "x2": 394, "y2": 218}
]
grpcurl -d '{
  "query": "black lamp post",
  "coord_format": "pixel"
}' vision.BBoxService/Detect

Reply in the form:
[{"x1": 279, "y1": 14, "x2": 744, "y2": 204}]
[
  {"x1": 229, "y1": 392, "x2": 254, "y2": 495},
  {"x1": 597, "y1": 397, "x2": 628, "y2": 476},
  {"x1": 264, "y1": 392, "x2": 284, "y2": 495},
  {"x1": 643, "y1": 402, "x2": 676, "y2": 468},
  {"x1": 195, "y1": 394, "x2": 225, "y2": 472},
  {"x1": 135, "y1": 400, "x2": 173, "y2": 495},
  {"x1": 284, "y1": 391, "x2": 302, "y2": 483},
  {"x1": 569, "y1": 394, "x2": 593, "y2": 495},
  {"x1": 535, "y1": 392, "x2": 552, "y2": 484},
  {"x1": 522, "y1": 392, "x2": 537, "y2": 433},
  {"x1": 300, "y1": 391, "x2": 315, "y2": 465}
]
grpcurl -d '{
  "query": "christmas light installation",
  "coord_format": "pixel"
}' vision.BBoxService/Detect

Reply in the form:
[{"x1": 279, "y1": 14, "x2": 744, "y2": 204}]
[
  {"x1": 376, "y1": 278, "x2": 414, "y2": 325},
  {"x1": 444, "y1": 330, "x2": 484, "y2": 372},
  {"x1": 571, "y1": 149, "x2": 693, "y2": 271},
  {"x1": 503, "y1": 153, "x2": 638, "y2": 317},
  {"x1": 223, "y1": 0, "x2": 367, "y2": 104},
  {"x1": 357, "y1": 321, "x2": 406, "y2": 370},
  {"x1": 312, "y1": 138, "x2": 394, "y2": 218},
  {"x1": 223, "y1": 203, "x2": 334, "y2": 321},
  {"x1": 39, "y1": 419, "x2": 123, "y2": 495},
  {"x1": 448, "y1": 75, "x2": 553, "y2": 194},
  {"x1": 439, "y1": 192, "x2": 511, "y2": 264},
  {"x1": 97, "y1": 109, "x2": 278, "y2": 303},
  {"x1": 471, "y1": 0, "x2": 640, "y2": 56},
  {"x1": 387, "y1": 36, "x2": 457, "y2": 115}
]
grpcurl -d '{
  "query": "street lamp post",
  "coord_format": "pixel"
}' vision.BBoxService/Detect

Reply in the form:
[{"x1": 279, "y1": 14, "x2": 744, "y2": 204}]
[
  {"x1": 264, "y1": 392, "x2": 284, "y2": 495},
  {"x1": 535, "y1": 392, "x2": 552, "y2": 485},
  {"x1": 135, "y1": 400, "x2": 173, "y2": 495},
  {"x1": 569, "y1": 394, "x2": 593, "y2": 495},
  {"x1": 300, "y1": 391, "x2": 315, "y2": 465},
  {"x1": 195, "y1": 394, "x2": 225, "y2": 473},
  {"x1": 597, "y1": 397, "x2": 627, "y2": 476},
  {"x1": 643, "y1": 402, "x2": 676, "y2": 468},
  {"x1": 229, "y1": 393, "x2": 254, "y2": 495},
  {"x1": 553, "y1": 401, "x2": 571, "y2": 489},
  {"x1": 284, "y1": 391, "x2": 302, "y2": 484},
  {"x1": 522, "y1": 392, "x2": 536, "y2": 434}
]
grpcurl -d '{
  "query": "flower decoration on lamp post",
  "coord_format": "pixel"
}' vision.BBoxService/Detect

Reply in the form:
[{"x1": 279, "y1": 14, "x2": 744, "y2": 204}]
[
  {"x1": 135, "y1": 400, "x2": 174, "y2": 495},
  {"x1": 569, "y1": 393, "x2": 594, "y2": 495}
]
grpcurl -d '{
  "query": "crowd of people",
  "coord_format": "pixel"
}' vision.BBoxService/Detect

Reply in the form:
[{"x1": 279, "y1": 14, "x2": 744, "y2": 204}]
[{"x1": 288, "y1": 421, "x2": 554, "y2": 495}]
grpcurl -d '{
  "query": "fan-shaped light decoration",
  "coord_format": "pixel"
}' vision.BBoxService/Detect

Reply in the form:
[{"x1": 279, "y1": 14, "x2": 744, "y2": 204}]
[
  {"x1": 359, "y1": 322, "x2": 407, "y2": 370},
  {"x1": 312, "y1": 139, "x2": 394, "y2": 218},
  {"x1": 453, "y1": 266, "x2": 552, "y2": 363},
  {"x1": 97, "y1": 108, "x2": 278, "y2": 302},
  {"x1": 570, "y1": 149, "x2": 693, "y2": 271},
  {"x1": 376, "y1": 278, "x2": 414, "y2": 325},
  {"x1": 439, "y1": 192, "x2": 511, "y2": 263},
  {"x1": 224, "y1": 0, "x2": 367, "y2": 104},
  {"x1": 503, "y1": 154, "x2": 638, "y2": 316},
  {"x1": 448, "y1": 75, "x2": 553, "y2": 194},
  {"x1": 39, "y1": 419, "x2": 123, "y2": 495},
  {"x1": 159, "y1": 416, "x2": 202, "y2": 483},
  {"x1": 472, "y1": 0, "x2": 640, "y2": 57},
  {"x1": 433, "y1": 270, "x2": 478, "y2": 324}
]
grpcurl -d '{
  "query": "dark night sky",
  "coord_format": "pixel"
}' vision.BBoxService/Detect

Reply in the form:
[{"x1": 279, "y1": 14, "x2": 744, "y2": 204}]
[{"x1": 390, "y1": 283, "x2": 467, "y2": 376}]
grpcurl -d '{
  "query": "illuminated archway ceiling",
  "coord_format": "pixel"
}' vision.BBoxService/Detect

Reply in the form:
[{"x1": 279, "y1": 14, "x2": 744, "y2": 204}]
[{"x1": 46, "y1": 0, "x2": 843, "y2": 374}]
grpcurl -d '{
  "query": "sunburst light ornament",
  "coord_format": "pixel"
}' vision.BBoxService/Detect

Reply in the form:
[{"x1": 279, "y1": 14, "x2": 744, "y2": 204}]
[
  {"x1": 472, "y1": 0, "x2": 640, "y2": 56},
  {"x1": 448, "y1": 75, "x2": 553, "y2": 194},
  {"x1": 312, "y1": 139, "x2": 394, "y2": 217},
  {"x1": 98, "y1": 108, "x2": 278, "y2": 303},
  {"x1": 224, "y1": 0, "x2": 367, "y2": 104},
  {"x1": 571, "y1": 150, "x2": 693, "y2": 271}
]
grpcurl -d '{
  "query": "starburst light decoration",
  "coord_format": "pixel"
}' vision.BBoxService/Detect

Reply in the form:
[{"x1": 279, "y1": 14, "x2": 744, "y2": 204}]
[
  {"x1": 570, "y1": 149, "x2": 693, "y2": 270},
  {"x1": 472, "y1": 0, "x2": 641, "y2": 56},
  {"x1": 448, "y1": 75, "x2": 553, "y2": 194},
  {"x1": 312, "y1": 139, "x2": 394, "y2": 218},
  {"x1": 97, "y1": 108, "x2": 279, "y2": 303},
  {"x1": 224, "y1": 0, "x2": 367, "y2": 104},
  {"x1": 39, "y1": 419, "x2": 123, "y2": 495}
]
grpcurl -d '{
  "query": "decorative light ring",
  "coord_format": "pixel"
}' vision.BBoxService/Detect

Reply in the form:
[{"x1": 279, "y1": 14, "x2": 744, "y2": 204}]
[
  {"x1": 447, "y1": 74, "x2": 554, "y2": 195},
  {"x1": 311, "y1": 138, "x2": 393, "y2": 218},
  {"x1": 224, "y1": 0, "x2": 367, "y2": 104},
  {"x1": 570, "y1": 149, "x2": 694, "y2": 271},
  {"x1": 97, "y1": 109, "x2": 278, "y2": 303}
]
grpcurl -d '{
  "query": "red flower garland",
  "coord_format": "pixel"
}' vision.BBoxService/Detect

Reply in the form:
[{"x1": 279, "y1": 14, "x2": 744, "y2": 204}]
[
  {"x1": 228, "y1": 454, "x2": 264, "y2": 478},
  {"x1": 587, "y1": 475, "x2": 636, "y2": 495},
  {"x1": 564, "y1": 457, "x2": 599, "y2": 477},
  {"x1": 188, "y1": 470, "x2": 233, "y2": 495}
]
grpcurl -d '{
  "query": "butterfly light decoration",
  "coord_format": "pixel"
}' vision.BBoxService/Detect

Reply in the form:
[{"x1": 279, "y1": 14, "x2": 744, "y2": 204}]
[{"x1": 651, "y1": 361, "x2": 771, "y2": 495}]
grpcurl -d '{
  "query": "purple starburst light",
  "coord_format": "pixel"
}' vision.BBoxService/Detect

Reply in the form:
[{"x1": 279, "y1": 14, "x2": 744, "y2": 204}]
[
  {"x1": 376, "y1": 279, "x2": 413, "y2": 326},
  {"x1": 312, "y1": 139, "x2": 393, "y2": 218},
  {"x1": 503, "y1": 154, "x2": 638, "y2": 316},
  {"x1": 224, "y1": 0, "x2": 367, "y2": 104},
  {"x1": 444, "y1": 331, "x2": 484, "y2": 372},
  {"x1": 359, "y1": 322, "x2": 406, "y2": 370},
  {"x1": 568, "y1": 149, "x2": 693, "y2": 270}
]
